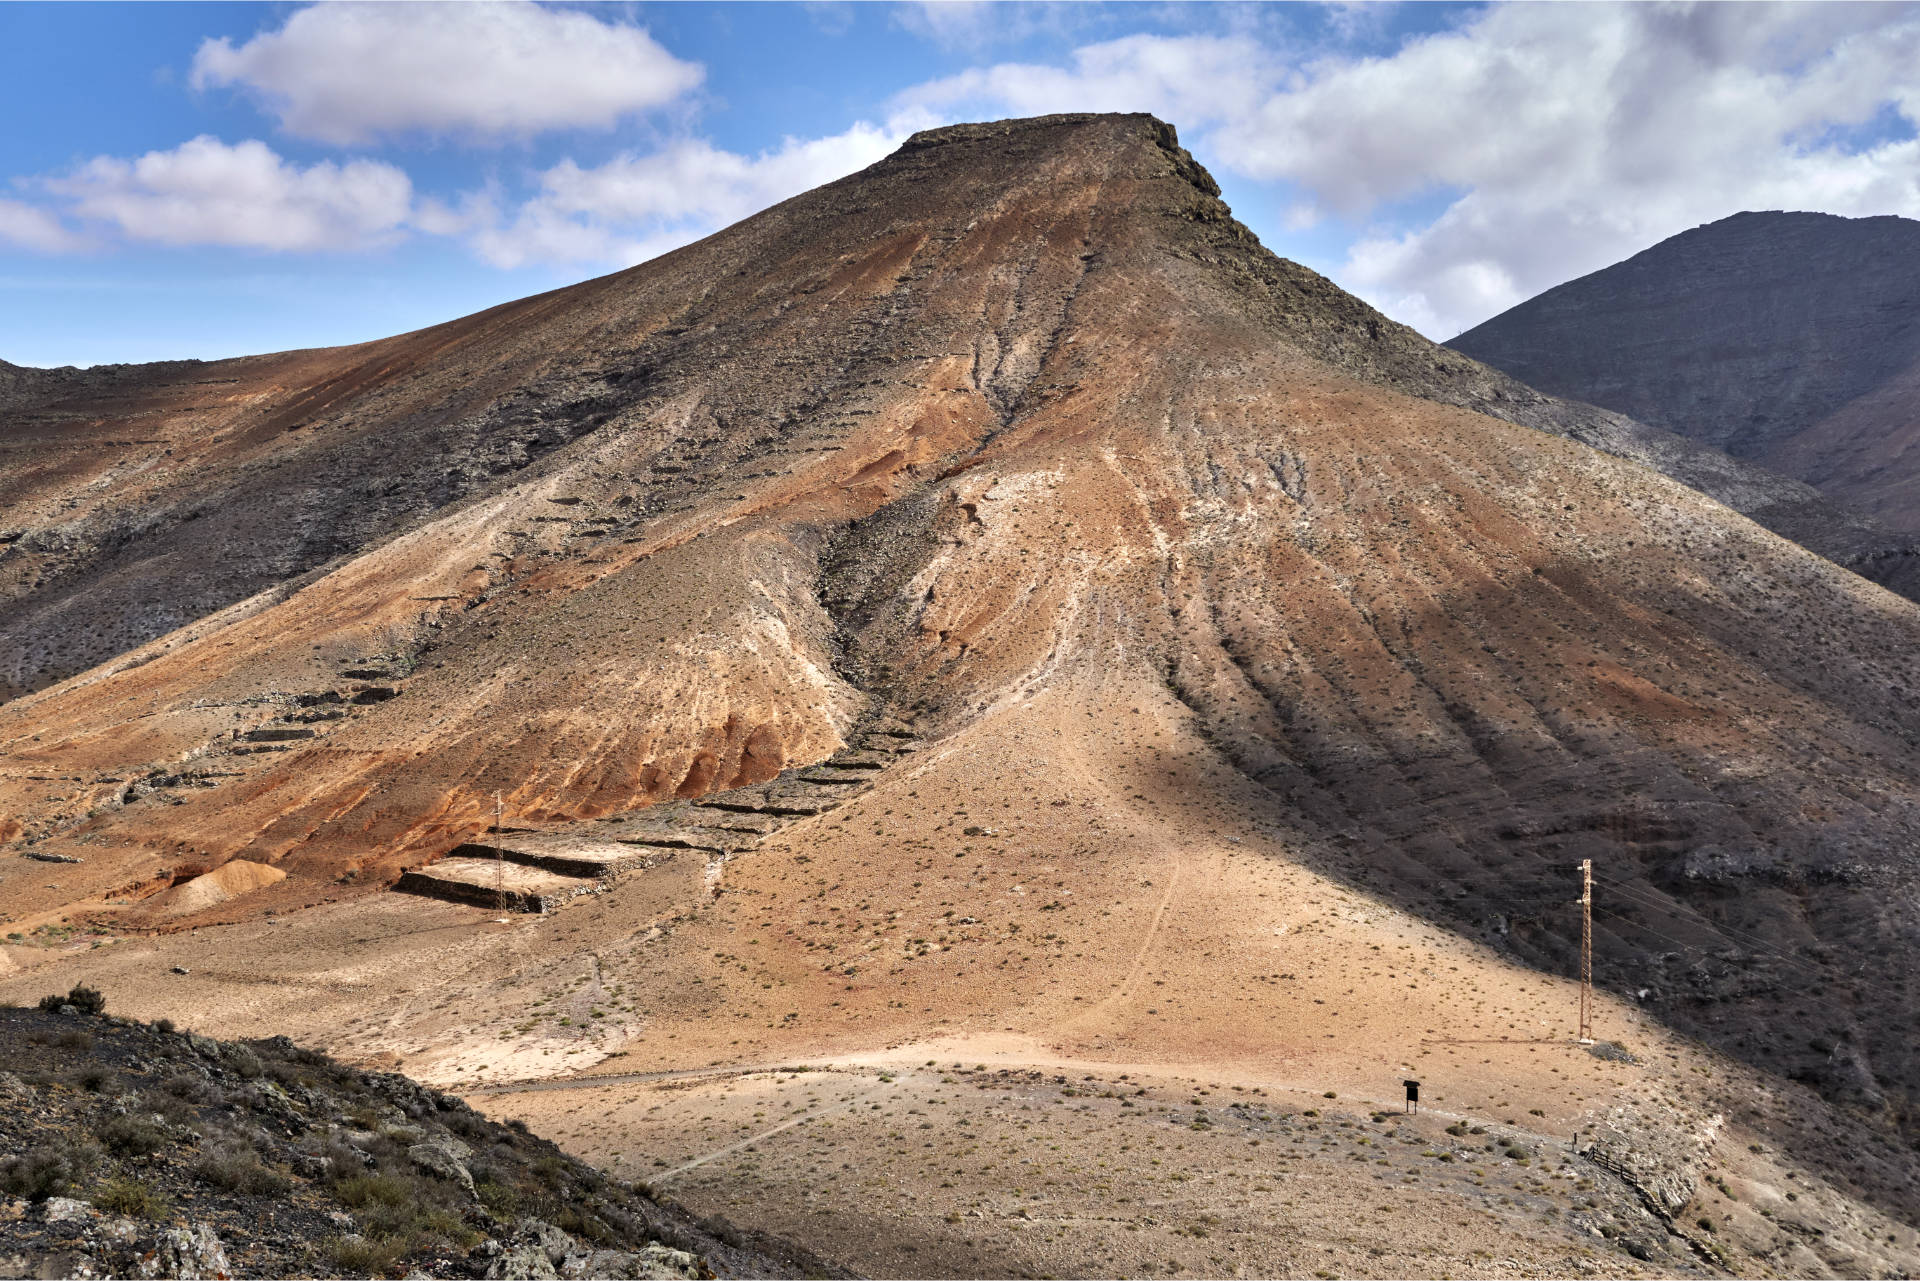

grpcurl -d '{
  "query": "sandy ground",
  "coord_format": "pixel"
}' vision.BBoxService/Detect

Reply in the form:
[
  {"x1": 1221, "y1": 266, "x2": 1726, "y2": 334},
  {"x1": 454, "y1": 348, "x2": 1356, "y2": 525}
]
[{"x1": 7, "y1": 673, "x2": 1916, "y2": 1278}]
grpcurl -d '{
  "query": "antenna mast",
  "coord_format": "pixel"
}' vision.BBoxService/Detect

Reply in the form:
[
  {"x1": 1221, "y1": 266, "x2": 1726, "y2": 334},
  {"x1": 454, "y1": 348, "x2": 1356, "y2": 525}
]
[{"x1": 1578, "y1": 858, "x2": 1594, "y2": 1044}]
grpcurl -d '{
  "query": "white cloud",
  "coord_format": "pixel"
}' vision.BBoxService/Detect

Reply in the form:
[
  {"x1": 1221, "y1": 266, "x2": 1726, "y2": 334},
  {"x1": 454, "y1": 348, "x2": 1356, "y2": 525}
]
[
  {"x1": 0, "y1": 199, "x2": 87, "y2": 253},
  {"x1": 191, "y1": 2, "x2": 703, "y2": 145},
  {"x1": 45, "y1": 137, "x2": 413, "y2": 252},
  {"x1": 467, "y1": 118, "x2": 930, "y2": 269},
  {"x1": 897, "y1": 4, "x2": 1920, "y2": 338},
  {"x1": 901, "y1": 34, "x2": 1272, "y2": 128},
  {"x1": 3, "y1": 114, "x2": 935, "y2": 267}
]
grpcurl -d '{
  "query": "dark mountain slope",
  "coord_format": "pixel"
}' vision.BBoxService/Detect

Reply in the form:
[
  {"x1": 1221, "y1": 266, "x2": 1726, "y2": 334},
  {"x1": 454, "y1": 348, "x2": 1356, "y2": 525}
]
[{"x1": 1450, "y1": 210, "x2": 1920, "y2": 539}]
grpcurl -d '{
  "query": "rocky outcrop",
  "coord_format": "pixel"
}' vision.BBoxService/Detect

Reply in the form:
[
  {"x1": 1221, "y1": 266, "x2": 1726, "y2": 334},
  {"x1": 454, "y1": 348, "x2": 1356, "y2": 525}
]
[
  {"x1": 481, "y1": 1221, "x2": 702, "y2": 1280},
  {"x1": 1576, "y1": 1099, "x2": 1723, "y2": 1219},
  {"x1": 0, "y1": 1004, "x2": 843, "y2": 1279}
]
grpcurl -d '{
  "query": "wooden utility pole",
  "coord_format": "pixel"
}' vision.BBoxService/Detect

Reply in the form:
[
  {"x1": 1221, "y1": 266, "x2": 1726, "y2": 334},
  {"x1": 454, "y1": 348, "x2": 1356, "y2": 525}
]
[{"x1": 1578, "y1": 858, "x2": 1594, "y2": 1044}]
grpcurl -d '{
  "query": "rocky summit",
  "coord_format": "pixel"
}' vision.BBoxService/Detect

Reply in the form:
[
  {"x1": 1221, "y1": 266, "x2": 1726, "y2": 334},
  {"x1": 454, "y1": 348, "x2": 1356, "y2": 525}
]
[{"x1": 2, "y1": 115, "x2": 1919, "y2": 1278}]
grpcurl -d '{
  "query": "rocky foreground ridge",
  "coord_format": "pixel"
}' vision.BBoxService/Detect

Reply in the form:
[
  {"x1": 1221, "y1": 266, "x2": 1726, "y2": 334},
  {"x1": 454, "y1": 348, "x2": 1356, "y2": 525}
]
[{"x1": 0, "y1": 996, "x2": 840, "y2": 1279}]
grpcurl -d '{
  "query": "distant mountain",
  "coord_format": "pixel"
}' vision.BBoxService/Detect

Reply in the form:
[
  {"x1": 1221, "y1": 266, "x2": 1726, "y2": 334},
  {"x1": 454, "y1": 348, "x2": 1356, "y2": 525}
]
[{"x1": 1451, "y1": 211, "x2": 1920, "y2": 542}]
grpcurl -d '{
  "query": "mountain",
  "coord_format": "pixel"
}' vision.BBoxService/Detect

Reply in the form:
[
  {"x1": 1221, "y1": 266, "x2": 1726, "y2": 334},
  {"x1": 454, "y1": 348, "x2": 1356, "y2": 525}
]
[
  {"x1": 3, "y1": 171, "x2": 1909, "y2": 703},
  {"x1": 1450, "y1": 210, "x2": 1920, "y2": 573},
  {"x1": 3, "y1": 115, "x2": 1919, "y2": 1275}
]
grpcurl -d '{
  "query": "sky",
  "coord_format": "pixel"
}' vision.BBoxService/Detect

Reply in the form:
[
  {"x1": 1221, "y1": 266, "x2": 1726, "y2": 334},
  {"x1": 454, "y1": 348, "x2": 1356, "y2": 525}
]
[{"x1": 4, "y1": 1, "x2": 1920, "y2": 368}]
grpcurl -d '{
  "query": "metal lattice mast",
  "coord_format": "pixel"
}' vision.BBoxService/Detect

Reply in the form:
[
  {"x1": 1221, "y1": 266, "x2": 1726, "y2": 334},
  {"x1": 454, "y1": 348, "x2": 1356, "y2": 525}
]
[{"x1": 1578, "y1": 859, "x2": 1594, "y2": 1044}]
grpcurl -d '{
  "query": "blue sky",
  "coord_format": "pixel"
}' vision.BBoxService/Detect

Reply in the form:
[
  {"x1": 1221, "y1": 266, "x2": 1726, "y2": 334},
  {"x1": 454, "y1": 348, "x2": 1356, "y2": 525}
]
[{"x1": 5, "y1": 1, "x2": 1920, "y2": 367}]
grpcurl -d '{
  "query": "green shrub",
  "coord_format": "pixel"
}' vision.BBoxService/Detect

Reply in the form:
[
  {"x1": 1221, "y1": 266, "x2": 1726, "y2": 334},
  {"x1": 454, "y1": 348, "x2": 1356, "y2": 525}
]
[
  {"x1": 325, "y1": 1234, "x2": 402, "y2": 1276},
  {"x1": 476, "y1": 1179, "x2": 519, "y2": 1217},
  {"x1": 93, "y1": 1176, "x2": 169, "y2": 1219},
  {"x1": 332, "y1": 1172, "x2": 412, "y2": 1210}
]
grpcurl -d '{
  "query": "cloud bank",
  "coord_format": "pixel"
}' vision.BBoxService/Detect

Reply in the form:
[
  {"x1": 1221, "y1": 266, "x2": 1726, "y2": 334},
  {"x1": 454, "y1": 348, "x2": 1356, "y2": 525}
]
[
  {"x1": 190, "y1": 2, "x2": 703, "y2": 145},
  {"x1": 43, "y1": 137, "x2": 413, "y2": 252},
  {"x1": 13, "y1": 0, "x2": 1920, "y2": 343}
]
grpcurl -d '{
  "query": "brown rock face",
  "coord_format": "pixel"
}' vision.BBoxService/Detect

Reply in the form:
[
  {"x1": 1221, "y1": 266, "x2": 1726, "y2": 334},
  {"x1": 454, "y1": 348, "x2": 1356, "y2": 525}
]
[{"x1": 4, "y1": 115, "x2": 1920, "y2": 1186}]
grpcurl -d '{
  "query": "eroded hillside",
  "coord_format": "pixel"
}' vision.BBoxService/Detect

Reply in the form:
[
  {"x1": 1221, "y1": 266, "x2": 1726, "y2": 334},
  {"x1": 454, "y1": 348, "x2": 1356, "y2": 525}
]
[{"x1": 3, "y1": 114, "x2": 1918, "y2": 1276}]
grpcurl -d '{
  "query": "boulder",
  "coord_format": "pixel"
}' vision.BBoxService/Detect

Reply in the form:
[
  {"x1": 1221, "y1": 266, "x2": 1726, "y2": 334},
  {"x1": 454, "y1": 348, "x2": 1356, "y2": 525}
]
[
  {"x1": 407, "y1": 1137, "x2": 475, "y2": 1198},
  {"x1": 41, "y1": 1197, "x2": 91, "y2": 1224},
  {"x1": 133, "y1": 1224, "x2": 231, "y2": 1280},
  {"x1": 483, "y1": 1223, "x2": 574, "y2": 1280},
  {"x1": 556, "y1": 1243, "x2": 705, "y2": 1280}
]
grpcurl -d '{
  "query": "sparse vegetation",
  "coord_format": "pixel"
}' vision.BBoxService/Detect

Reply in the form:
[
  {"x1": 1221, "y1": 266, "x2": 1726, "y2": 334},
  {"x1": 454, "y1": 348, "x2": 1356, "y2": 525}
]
[
  {"x1": 37, "y1": 985, "x2": 105, "y2": 1016},
  {"x1": 92, "y1": 1175, "x2": 169, "y2": 1219}
]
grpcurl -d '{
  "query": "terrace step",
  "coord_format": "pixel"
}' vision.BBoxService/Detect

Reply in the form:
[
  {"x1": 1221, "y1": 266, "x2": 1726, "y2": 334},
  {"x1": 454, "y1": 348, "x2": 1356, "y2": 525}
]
[
  {"x1": 446, "y1": 833, "x2": 665, "y2": 880},
  {"x1": 393, "y1": 858, "x2": 602, "y2": 913}
]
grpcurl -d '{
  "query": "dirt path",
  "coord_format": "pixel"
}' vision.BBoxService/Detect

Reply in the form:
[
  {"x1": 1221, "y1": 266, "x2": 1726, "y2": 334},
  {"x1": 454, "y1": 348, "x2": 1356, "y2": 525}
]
[{"x1": 649, "y1": 1069, "x2": 916, "y2": 1182}]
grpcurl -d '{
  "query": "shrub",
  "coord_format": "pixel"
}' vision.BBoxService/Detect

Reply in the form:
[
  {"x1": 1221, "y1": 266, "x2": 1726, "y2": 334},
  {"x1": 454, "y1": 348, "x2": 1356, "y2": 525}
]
[
  {"x1": 476, "y1": 1179, "x2": 519, "y2": 1217},
  {"x1": 93, "y1": 1176, "x2": 169, "y2": 1219},
  {"x1": 38, "y1": 985, "x2": 106, "y2": 1015},
  {"x1": 56, "y1": 1029, "x2": 95, "y2": 1053},
  {"x1": 159, "y1": 1072, "x2": 225, "y2": 1106},
  {"x1": 152, "y1": 1018, "x2": 176, "y2": 1035},
  {"x1": 325, "y1": 1234, "x2": 402, "y2": 1276},
  {"x1": 194, "y1": 1145, "x2": 290, "y2": 1195},
  {"x1": 98, "y1": 1113, "x2": 170, "y2": 1158},
  {"x1": 1, "y1": 1140, "x2": 100, "y2": 1201},
  {"x1": 332, "y1": 1172, "x2": 412, "y2": 1210}
]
